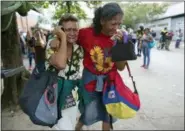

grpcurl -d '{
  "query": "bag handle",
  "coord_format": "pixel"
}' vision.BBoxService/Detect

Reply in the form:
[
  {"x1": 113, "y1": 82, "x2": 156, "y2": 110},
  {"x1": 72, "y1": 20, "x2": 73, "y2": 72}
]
[
  {"x1": 57, "y1": 77, "x2": 65, "y2": 120},
  {"x1": 125, "y1": 62, "x2": 138, "y2": 94}
]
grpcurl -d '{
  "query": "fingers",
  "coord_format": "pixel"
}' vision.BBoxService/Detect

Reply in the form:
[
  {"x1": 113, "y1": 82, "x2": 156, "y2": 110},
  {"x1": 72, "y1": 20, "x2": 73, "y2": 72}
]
[
  {"x1": 52, "y1": 26, "x2": 65, "y2": 39},
  {"x1": 114, "y1": 34, "x2": 123, "y2": 40},
  {"x1": 50, "y1": 38, "x2": 60, "y2": 49},
  {"x1": 115, "y1": 30, "x2": 123, "y2": 40}
]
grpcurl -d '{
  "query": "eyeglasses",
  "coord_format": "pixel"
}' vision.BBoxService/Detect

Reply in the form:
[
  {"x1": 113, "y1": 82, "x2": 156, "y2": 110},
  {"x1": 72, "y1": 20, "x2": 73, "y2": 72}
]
[{"x1": 63, "y1": 28, "x2": 78, "y2": 33}]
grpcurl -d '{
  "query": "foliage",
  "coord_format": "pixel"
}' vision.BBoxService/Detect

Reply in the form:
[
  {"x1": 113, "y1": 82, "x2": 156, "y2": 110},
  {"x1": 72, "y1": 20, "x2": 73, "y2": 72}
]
[
  {"x1": 86, "y1": 1, "x2": 102, "y2": 9},
  {"x1": 28, "y1": 1, "x2": 102, "y2": 20},
  {"x1": 53, "y1": 1, "x2": 87, "y2": 20},
  {"x1": 121, "y1": 2, "x2": 169, "y2": 28}
]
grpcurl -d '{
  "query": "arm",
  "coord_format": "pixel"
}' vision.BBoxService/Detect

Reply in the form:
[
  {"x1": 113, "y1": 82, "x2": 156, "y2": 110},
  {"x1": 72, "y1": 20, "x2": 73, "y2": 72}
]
[
  {"x1": 142, "y1": 34, "x2": 153, "y2": 42},
  {"x1": 48, "y1": 27, "x2": 67, "y2": 70},
  {"x1": 35, "y1": 31, "x2": 46, "y2": 48}
]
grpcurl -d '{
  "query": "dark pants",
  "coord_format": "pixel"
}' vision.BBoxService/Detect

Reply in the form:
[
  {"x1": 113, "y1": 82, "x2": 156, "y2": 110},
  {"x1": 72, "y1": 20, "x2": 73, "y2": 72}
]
[
  {"x1": 175, "y1": 39, "x2": 181, "y2": 48},
  {"x1": 28, "y1": 52, "x2": 35, "y2": 67},
  {"x1": 165, "y1": 39, "x2": 171, "y2": 50},
  {"x1": 36, "y1": 62, "x2": 46, "y2": 73},
  {"x1": 21, "y1": 44, "x2": 26, "y2": 55},
  {"x1": 137, "y1": 40, "x2": 142, "y2": 56},
  {"x1": 132, "y1": 39, "x2": 136, "y2": 44}
]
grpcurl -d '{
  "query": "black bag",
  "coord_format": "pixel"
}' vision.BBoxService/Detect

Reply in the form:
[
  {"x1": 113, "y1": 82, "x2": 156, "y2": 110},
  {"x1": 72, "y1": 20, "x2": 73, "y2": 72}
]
[
  {"x1": 111, "y1": 33, "x2": 137, "y2": 62},
  {"x1": 19, "y1": 67, "x2": 63, "y2": 127}
]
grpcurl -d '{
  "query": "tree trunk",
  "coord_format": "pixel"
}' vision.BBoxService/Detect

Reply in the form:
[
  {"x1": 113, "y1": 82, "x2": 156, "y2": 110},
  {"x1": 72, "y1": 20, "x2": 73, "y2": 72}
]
[
  {"x1": 66, "y1": 1, "x2": 71, "y2": 13},
  {"x1": 1, "y1": 13, "x2": 24, "y2": 110}
]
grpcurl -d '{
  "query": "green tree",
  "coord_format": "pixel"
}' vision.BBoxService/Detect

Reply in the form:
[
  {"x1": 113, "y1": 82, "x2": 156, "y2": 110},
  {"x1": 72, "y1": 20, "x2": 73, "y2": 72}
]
[
  {"x1": 52, "y1": 1, "x2": 102, "y2": 20},
  {"x1": 53, "y1": 1, "x2": 87, "y2": 20},
  {"x1": 121, "y1": 2, "x2": 169, "y2": 28},
  {"x1": 29, "y1": 1, "x2": 102, "y2": 21},
  {"x1": 86, "y1": 1, "x2": 102, "y2": 9}
]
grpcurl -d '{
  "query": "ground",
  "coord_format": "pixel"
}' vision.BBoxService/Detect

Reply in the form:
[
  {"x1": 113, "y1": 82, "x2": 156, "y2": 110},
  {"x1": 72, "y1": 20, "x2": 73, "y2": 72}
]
[{"x1": 1, "y1": 42, "x2": 184, "y2": 130}]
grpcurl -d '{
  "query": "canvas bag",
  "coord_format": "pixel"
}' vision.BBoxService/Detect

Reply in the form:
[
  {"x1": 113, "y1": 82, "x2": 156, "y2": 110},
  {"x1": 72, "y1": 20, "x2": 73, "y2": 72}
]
[
  {"x1": 148, "y1": 40, "x2": 156, "y2": 49},
  {"x1": 19, "y1": 67, "x2": 62, "y2": 127},
  {"x1": 103, "y1": 62, "x2": 140, "y2": 119}
]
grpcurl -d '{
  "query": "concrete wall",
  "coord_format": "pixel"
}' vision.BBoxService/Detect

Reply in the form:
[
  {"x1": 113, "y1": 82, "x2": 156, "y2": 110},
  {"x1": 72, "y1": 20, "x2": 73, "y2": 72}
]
[{"x1": 171, "y1": 16, "x2": 184, "y2": 41}]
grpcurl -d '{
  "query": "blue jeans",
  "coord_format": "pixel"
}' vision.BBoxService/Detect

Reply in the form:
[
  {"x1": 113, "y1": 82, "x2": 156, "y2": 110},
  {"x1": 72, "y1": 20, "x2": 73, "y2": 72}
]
[
  {"x1": 175, "y1": 39, "x2": 181, "y2": 48},
  {"x1": 142, "y1": 46, "x2": 151, "y2": 67},
  {"x1": 35, "y1": 62, "x2": 46, "y2": 73},
  {"x1": 28, "y1": 52, "x2": 35, "y2": 67}
]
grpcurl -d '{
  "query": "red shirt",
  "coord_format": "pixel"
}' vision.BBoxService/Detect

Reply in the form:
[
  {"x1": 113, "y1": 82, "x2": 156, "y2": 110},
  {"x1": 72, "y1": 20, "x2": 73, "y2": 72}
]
[{"x1": 78, "y1": 27, "x2": 116, "y2": 75}]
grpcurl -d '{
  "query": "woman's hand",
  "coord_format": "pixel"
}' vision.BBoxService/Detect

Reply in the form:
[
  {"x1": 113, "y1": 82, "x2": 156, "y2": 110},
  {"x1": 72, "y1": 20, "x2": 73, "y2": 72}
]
[
  {"x1": 50, "y1": 38, "x2": 60, "y2": 51},
  {"x1": 112, "y1": 30, "x2": 123, "y2": 41},
  {"x1": 53, "y1": 26, "x2": 66, "y2": 40}
]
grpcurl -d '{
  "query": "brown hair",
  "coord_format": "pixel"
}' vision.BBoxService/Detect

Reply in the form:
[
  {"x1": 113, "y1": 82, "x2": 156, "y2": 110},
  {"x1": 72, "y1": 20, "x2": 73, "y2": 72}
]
[{"x1": 58, "y1": 14, "x2": 78, "y2": 26}]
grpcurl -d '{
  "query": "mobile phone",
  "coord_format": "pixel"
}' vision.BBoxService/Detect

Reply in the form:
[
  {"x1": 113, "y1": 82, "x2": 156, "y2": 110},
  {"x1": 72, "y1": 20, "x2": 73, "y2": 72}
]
[{"x1": 61, "y1": 27, "x2": 64, "y2": 31}]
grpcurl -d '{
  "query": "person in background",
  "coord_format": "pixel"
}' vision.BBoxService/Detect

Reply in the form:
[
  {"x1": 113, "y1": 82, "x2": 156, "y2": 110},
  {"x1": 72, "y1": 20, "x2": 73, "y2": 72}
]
[
  {"x1": 175, "y1": 29, "x2": 183, "y2": 48},
  {"x1": 19, "y1": 31, "x2": 26, "y2": 56},
  {"x1": 136, "y1": 26, "x2": 144, "y2": 57},
  {"x1": 121, "y1": 26, "x2": 128, "y2": 35},
  {"x1": 160, "y1": 27, "x2": 168, "y2": 50},
  {"x1": 165, "y1": 30, "x2": 174, "y2": 51},
  {"x1": 151, "y1": 29, "x2": 156, "y2": 39},
  {"x1": 132, "y1": 30, "x2": 137, "y2": 45},
  {"x1": 33, "y1": 29, "x2": 47, "y2": 72},
  {"x1": 141, "y1": 28, "x2": 153, "y2": 69},
  {"x1": 25, "y1": 30, "x2": 36, "y2": 71}
]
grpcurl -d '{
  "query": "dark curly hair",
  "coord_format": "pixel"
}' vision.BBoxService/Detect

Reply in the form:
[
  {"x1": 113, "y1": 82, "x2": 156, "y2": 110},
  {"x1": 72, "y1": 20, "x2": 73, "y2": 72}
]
[{"x1": 92, "y1": 3, "x2": 123, "y2": 35}]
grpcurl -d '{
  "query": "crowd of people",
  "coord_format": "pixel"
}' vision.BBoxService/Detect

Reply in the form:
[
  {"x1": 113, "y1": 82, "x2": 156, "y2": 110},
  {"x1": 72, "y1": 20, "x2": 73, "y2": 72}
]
[
  {"x1": 19, "y1": 28, "x2": 53, "y2": 71},
  {"x1": 157, "y1": 27, "x2": 183, "y2": 50},
  {"x1": 123, "y1": 26, "x2": 183, "y2": 69},
  {"x1": 19, "y1": 18, "x2": 183, "y2": 72},
  {"x1": 18, "y1": 2, "x2": 184, "y2": 130}
]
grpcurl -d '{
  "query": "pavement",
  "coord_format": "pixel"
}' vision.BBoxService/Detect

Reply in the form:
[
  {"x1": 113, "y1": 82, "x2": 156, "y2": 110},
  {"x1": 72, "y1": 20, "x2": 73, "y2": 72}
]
[{"x1": 1, "y1": 42, "x2": 184, "y2": 130}]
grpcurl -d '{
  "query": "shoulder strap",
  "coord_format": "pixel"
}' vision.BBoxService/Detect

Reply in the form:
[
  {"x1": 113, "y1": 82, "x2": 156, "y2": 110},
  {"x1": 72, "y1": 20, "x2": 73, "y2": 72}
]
[
  {"x1": 44, "y1": 38, "x2": 50, "y2": 51},
  {"x1": 67, "y1": 45, "x2": 74, "y2": 80},
  {"x1": 125, "y1": 62, "x2": 138, "y2": 94},
  {"x1": 57, "y1": 77, "x2": 65, "y2": 120}
]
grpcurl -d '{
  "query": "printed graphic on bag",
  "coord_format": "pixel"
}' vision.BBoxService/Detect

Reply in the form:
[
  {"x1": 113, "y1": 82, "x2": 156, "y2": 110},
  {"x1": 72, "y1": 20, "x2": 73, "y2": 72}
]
[
  {"x1": 63, "y1": 94, "x2": 76, "y2": 109},
  {"x1": 108, "y1": 91, "x2": 116, "y2": 99}
]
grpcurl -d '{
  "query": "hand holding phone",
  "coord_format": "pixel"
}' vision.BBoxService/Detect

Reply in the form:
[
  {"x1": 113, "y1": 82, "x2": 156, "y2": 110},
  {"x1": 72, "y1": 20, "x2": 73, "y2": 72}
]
[{"x1": 53, "y1": 26, "x2": 66, "y2": 40}]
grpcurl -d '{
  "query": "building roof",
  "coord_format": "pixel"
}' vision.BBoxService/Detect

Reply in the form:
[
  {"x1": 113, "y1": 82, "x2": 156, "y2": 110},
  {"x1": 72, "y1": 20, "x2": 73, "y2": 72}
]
[{"x1": 154, "y1": 2, "x2": 184, "y2": 20}]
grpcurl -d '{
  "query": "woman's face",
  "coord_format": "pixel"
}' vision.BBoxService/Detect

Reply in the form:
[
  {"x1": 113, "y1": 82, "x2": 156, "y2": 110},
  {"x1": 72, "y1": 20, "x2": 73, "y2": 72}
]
[
  {"x1": 101, "y1": 14, "x2": 123, "y2": 36},
  {"x1": 63, "y1": 21, "x2": 79, "y2": 44}
]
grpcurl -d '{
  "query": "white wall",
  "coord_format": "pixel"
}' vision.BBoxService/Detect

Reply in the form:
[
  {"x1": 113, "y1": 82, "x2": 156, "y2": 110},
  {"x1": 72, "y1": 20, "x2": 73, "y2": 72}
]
[{"x1": 171, "y1": 16, "x2": 184, "y2": 40}]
